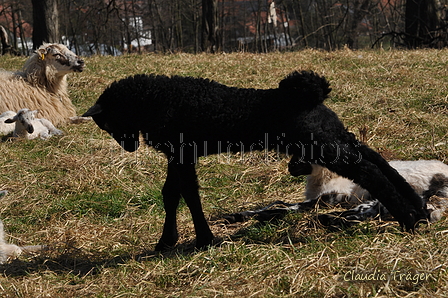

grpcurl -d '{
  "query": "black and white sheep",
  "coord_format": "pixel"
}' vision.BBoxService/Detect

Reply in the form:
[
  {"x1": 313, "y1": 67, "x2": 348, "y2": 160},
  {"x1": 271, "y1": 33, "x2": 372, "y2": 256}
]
[
  {"x1": 5, "y1": 109, "x2": 63, "y2": 140},
  {"x1": 289, "y1": 159, "x2": 448, "y2": 224},
  {"x1": 226, "y1": 159, "x2": 448, "y2": 225},
  {"x1": 293, "y1": 159, "x2": 448, "y2": 204},
  {"x1": 83, "y1": 71, "x2": 428, "y2": 250},
  {"x1": 0, "y1": 43, "x2": 84, "y2": 129}
]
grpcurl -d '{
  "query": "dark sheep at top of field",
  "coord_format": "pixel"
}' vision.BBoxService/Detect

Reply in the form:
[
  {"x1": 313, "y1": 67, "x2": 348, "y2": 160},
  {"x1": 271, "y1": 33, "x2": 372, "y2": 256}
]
[{"x1": 83, "y1": 71, "x2": 429, "y2": 251}]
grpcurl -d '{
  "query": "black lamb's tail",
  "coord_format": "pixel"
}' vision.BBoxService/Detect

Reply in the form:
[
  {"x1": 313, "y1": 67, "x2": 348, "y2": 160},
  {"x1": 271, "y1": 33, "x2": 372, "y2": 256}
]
[{"x1": 279, "y1": 70, "x2": 331, "y2": 105}]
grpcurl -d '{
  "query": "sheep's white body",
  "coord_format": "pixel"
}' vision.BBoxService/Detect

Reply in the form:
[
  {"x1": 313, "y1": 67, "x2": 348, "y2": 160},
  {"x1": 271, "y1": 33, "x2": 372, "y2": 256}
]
[
  {"x1": 305, "y1": 166, "x2": 369, "y2": 205},
  {"x1": 0, "y1": 43, "x2": 84, "y2": 131},
  {"x1": 388, "y1": 160, "x2": 448, "y2": 196},
  {"x1": 306, "y1": 160, "x2": 448, "y2": 222},
  {"x1": 306, "y1": 160, "x2": 448, "y2": 203},
  {"x1": 0, "y1": 220, "x2": 22, "y2": 264}
]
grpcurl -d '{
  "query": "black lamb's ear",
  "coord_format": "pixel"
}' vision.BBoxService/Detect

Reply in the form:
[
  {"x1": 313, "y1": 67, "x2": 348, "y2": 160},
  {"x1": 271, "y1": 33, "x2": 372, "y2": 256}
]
[{"x1": 83, "y1": 104, "x2": 103, "y2": 117}]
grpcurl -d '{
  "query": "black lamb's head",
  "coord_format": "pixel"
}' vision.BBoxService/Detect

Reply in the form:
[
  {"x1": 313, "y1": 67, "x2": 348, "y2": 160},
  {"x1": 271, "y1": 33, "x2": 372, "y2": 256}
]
[{"x1": 83, "y1": 87, "x2": 140, "y2": 153}]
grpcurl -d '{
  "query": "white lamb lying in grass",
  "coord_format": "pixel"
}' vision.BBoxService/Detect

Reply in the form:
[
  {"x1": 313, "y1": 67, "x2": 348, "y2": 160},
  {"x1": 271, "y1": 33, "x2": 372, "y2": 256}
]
[
  {"x1": 300, "y1": 160, "x2": 448, "y2": 205},
  {"x1": 0, "y1": 219, "x2": 24, "y2": 264},
  {"x1": 0, "y1": 190, "x2": 47, "y2": 264},
  {"x1": 224, "y1": 160, "x2": 448, "y2": 225},
  {"x1": 5, "y1": 108, "x2": 63, "y2": 140},
  {"x1": 288, "y1": 159, "x2": 448, "y2": 224}
]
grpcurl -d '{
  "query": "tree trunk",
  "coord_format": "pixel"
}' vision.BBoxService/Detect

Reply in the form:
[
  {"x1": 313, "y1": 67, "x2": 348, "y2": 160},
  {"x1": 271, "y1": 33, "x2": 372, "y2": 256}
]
[
  {"x1": 201, "y1": 0, "x2": 218, "y2": 52},
  {"x1": 405, "y1": 0, "x2": 439, "y2": 48},
  {"x1": 32, "y1": 0, "x2": 60, "y2": 48},
  {"x1": 0, "y1": 25, "x2": 13, "y2": 55},
  {"x1": 346, "y1": 0, "x2": 371, "y2": 49}
]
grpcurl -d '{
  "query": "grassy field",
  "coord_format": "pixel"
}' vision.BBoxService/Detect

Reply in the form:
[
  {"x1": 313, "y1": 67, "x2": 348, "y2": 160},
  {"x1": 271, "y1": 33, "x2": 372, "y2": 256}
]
[{"x1": 0, "y1": 49, "x2": 448, "y2": 297}]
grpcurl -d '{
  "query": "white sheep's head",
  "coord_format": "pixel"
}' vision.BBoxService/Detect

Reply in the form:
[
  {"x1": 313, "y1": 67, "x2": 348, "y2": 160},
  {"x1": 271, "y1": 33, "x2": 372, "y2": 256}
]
[
  {"x1": 35, "y1": 43, "x2": 85, "y2": 76},
  {"x1": 4, "y1": 109, "x2": 36, "y2": 134}
]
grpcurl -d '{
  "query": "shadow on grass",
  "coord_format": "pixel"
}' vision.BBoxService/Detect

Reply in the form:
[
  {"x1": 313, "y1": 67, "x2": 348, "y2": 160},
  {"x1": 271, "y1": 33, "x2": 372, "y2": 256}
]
[
  {"x1": 0, "y1": 248, "x2": 131, "y2": 277},
  {"x1": 0, "y1": 209, "x2": 394, "y2": 278},
  {"x1": 0, "y1": 224, "x2": 266, "y2": 278},
  {"x1": 0, "y1": 237, "x2": 208, "y2": 277}
]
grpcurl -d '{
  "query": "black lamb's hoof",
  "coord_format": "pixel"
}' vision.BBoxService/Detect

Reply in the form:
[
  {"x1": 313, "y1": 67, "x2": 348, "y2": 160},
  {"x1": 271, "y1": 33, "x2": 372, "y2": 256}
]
[
  {"x1": 194, "y1": 233, "x2": 215, "y2": 250},
  {"x1": 155, "y1": 236, "x2": 178, "y2": 251},
  {"x1": 154, "y1": 241, "x2": 173, "y2": 252},
  {"x1": 398, "y1": 207, "x2": 430, "y2": 232}
]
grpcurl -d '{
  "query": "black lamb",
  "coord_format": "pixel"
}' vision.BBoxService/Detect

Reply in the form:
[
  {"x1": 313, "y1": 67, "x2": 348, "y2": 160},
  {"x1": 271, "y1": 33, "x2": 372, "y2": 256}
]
[{"x1": 83, "y1": 71, "x2": 429, "y2": 251}]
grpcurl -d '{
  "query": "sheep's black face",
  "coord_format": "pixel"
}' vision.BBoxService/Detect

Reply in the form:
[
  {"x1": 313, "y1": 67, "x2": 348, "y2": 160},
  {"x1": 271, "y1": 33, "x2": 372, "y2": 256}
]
[
  {"x1": 70, "y1": 58, "x2": 85, "y2": 72},
  {"x1": 83, "y1": 103, "x2": 140, "y2": 152}
]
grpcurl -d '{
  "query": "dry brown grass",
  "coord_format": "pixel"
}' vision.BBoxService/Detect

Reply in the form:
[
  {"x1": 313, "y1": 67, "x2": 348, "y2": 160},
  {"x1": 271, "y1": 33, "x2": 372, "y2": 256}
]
[{"x1": 0, "y1": 49, "x2": 447, "y2": 297}]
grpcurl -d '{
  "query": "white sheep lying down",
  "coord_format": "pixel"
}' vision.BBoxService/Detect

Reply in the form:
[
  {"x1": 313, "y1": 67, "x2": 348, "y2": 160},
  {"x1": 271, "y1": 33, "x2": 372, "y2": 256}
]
[
  {"x1": 5, "y1": 108, "x2": 63, "y2": 140},
  {"x1": 304, "y1": 160, "x2": 448, "y2": 205},
  {"x1": 301, "y1": 160, "x2": 448, "y2": 223},
  {"x1": 224, "y1": 160, "x2": 448, "y2": 225},
  {"x1": 0, "y1": 43, "x2": 85, "y2": 130}
]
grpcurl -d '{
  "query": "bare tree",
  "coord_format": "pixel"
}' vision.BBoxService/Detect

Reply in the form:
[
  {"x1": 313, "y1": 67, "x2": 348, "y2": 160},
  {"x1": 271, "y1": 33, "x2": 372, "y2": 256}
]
[
  {"x1": 405, "y1": 0, "x2": 439, "y2": 48},
  {"x1": 202, "y1": 0, "x2": 219, "y2": 52},
  {"x1": 346, "y1": 0, "x2": 374, "y2": 49},
  {"x1": 4, "y1": 0, "x2": 444, "y2": 54},
  {"x1": 32, "y1": 0, "x2": 59, "y2": 48},
  {"x1": 0, "y1": 24, "x2": 13, "y2": 54}
]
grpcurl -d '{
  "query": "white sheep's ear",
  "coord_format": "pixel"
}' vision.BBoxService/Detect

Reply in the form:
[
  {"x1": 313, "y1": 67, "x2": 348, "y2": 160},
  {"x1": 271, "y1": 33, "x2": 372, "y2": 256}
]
[
  {"x1": 31, "y1": 110, "x2": 38, "y2": 116},
  {"x1": 37, "y1": 46, "x2": 48, "y2": 60},
  {"x1": 83, "y1": 104, "x2": 103, "y2": 117}
]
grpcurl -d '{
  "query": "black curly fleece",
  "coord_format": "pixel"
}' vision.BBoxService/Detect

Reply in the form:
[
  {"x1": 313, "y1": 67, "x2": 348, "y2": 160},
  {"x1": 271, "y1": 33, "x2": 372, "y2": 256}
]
[{"x1": 84, "y1": 71, "x2": 428, "y2": 250}]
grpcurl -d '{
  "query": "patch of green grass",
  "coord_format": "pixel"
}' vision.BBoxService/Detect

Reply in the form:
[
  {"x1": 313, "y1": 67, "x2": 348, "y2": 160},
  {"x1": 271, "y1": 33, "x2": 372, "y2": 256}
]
[{"x1": 51, "y1": 191, "x2": 129, "y2": 220}]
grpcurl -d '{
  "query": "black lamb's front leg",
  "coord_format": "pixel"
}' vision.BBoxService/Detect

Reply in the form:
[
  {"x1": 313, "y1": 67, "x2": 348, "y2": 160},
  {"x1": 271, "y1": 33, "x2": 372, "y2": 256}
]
[
  {"x1": 176, "y1": 163, "x2": 214, "y2": 249},
  {"x1": 155, "y1": 163, "x2": 182, "y2": 251}
]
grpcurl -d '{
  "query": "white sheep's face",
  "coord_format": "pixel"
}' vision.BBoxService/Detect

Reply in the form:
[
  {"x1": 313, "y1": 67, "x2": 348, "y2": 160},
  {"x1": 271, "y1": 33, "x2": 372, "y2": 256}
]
[
  {"x1": 4, "y1": 108, "x2": 35, "y2": 134},
  {"x1": 37, "y1": 43, "x2": 85, "y2": 75}
]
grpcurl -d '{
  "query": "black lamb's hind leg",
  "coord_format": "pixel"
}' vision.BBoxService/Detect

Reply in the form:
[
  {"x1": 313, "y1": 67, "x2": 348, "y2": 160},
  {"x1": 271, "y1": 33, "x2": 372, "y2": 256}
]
[
  {"x1": 176, "y1": 163, "x2": 214, "y2": 250},
  {"x1": 155, "y1": 163, "x2": 182, "y2": 251},
  {"x1": 359, "y1": 145, "x2": 427, "y2": 213},
  {"x1": 324, "y1": 145, "x2": 428, "y2": 231},
  {"x1": 295, "y1": 105, "x2": 427, "y2": 230}
]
